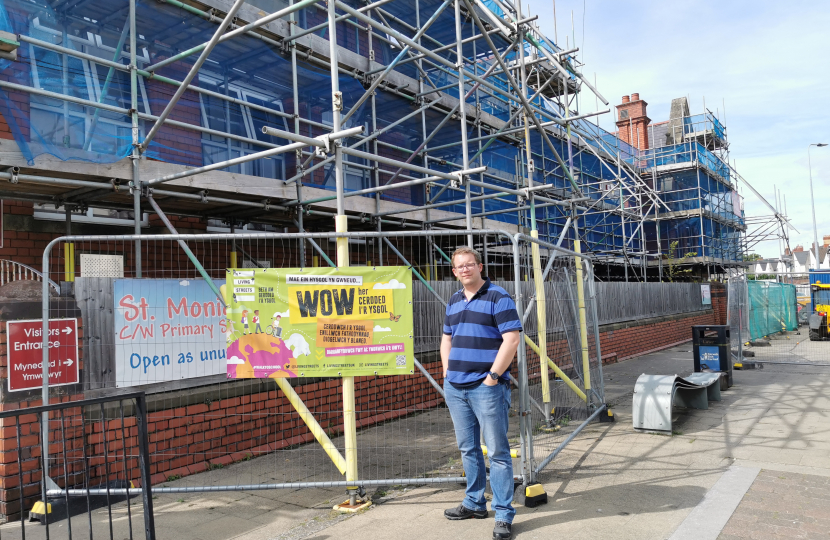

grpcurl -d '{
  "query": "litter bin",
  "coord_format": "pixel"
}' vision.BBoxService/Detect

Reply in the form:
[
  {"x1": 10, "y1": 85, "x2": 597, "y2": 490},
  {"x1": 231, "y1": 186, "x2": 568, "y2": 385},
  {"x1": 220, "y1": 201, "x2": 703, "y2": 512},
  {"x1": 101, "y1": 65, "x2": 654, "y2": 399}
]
[{"x1": 692, "y1": 325, "x2": 732, "y2": 388}]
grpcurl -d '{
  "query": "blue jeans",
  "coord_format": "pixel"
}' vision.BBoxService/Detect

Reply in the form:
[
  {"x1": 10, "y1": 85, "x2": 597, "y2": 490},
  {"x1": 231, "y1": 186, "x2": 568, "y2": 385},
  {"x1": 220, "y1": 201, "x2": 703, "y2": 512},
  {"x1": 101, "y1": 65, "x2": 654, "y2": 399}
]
[{"x1": 444, "y1": 379, "x2": 515, "y2": 523}]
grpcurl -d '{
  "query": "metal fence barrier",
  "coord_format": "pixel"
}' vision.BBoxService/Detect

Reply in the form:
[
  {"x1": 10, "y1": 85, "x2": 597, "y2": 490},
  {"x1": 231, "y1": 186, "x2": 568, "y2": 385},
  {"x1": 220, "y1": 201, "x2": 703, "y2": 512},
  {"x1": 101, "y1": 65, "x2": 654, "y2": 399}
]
[
  {"x1": 730, "y1": 273, "x2": 830, "y2": 368},
  {"x1": 22, "y1": 229, "x2": 607, "y2": 523}
]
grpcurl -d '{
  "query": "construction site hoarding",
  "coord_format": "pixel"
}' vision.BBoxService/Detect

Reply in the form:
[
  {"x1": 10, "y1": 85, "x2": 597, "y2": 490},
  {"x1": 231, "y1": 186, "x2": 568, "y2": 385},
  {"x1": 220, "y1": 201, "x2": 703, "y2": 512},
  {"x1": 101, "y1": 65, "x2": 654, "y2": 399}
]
[{"x1": 224, "y1": 267, "x2": 414, "y2": 378}]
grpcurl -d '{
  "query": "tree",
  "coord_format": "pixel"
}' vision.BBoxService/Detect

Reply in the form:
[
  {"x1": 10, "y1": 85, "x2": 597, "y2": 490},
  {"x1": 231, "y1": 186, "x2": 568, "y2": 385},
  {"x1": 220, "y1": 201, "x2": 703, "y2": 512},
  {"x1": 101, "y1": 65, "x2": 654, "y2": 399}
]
[{"x1": 664, "y1": 241, "x2": 697, "y2": 282}]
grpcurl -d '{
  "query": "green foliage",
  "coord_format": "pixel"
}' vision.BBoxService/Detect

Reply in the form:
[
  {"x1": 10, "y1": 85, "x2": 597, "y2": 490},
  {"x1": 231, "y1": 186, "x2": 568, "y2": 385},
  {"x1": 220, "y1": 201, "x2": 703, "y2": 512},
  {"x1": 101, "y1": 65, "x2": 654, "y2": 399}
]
[
  {"x1": 664, "y1": 241, "x2": 697, "y2": 282},
  {"x1": 166, "y1": 474, "x2": 181, "y2": 482}
]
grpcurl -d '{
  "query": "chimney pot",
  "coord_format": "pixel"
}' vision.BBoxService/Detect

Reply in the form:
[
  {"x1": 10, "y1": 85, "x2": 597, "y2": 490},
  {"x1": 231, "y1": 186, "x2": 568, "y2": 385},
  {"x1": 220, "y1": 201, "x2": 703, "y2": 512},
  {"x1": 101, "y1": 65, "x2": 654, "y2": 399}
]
[
  {"x1": 621, "y1": 95, "x2": 630, "y2": 103},
  {"x1": 631, "y1": 93, "x2": 640, "y2": 101}
]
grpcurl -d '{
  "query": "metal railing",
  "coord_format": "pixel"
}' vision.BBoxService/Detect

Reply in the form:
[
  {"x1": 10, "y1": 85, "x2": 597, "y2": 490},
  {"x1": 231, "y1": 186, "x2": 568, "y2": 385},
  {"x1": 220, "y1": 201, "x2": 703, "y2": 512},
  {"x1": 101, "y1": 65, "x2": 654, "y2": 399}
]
[
  {"x1": 1, "y1": 259, "x2": 60, "y2": 292},
  {"x1": 3, "y1": 392, "x2": 155, "y2": 539}
]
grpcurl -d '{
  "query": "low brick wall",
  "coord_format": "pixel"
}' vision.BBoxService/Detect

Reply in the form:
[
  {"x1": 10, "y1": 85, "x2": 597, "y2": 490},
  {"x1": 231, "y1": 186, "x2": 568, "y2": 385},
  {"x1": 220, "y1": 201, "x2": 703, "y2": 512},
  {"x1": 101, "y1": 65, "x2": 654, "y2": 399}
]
[{"x1": 598, "y1": 309, "x2": 716, "y2": 364}]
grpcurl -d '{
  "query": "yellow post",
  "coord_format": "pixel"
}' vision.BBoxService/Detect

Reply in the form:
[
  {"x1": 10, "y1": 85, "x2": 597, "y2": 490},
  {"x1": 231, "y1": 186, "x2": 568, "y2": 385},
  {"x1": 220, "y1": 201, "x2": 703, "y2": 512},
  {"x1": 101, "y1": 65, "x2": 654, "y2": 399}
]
[
  {"x1": 335, "y1": 215, "x2": 359, "y2": 496},
  {"x1": 273, "y1": 378, "x2": 347, "y2": 473},
  {"x1": 574, "y1": 240, "x2": 591, "y2": 393},
  {"x1": 524, "y1": 335, "x2": 587, "y2": 402},
  {"x1": 530, "y1": 231, "x2": 550, "y2": 408},
  {"x1": 229, "y1": 251, "x2": 237, "y2": 269},
  {"x1": 64, "y1": 243, "x2": 74, "y2": 282},
  {"x1": 312, "y1": 255, "x2": 319, "y2": 268}
]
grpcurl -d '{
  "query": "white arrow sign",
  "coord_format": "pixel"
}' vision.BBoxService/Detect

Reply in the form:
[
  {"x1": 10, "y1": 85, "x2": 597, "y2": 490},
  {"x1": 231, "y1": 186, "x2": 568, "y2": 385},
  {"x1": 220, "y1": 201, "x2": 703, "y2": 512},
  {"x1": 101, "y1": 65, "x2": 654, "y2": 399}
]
[
  {"x1": 63, "y1": 359, "x2": 73, "y2": 366},
  {"x1": 62, "y1": 327, "x2": 72, "y2": 335}
]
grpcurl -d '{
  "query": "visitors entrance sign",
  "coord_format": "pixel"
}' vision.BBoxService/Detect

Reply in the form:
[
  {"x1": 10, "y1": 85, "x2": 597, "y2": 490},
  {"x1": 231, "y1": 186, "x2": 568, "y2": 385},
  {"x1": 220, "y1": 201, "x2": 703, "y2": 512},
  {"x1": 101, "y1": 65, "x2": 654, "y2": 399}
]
[
  {"x1": 224, "y1": 267, "x2": 414, "y2": 379},
  {"x1": 6, "y1": 318, "x2": 79, "y2": 392}
]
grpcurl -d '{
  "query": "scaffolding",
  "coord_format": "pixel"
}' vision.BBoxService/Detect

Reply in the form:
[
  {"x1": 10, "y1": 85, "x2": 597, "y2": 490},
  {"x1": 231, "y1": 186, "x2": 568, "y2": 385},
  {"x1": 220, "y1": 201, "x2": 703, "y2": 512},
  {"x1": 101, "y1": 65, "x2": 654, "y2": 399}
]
[
  {"x1": 0, "y1": 0, "x2": 687, "y2": 281},
  {"x1": 639, "y1": 103, "x2": 750, "y2": 280}
]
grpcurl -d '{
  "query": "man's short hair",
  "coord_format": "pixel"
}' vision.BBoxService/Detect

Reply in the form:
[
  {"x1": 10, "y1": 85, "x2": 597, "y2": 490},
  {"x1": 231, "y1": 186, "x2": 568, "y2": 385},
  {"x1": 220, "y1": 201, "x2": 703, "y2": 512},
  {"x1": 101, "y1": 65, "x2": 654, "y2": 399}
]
[{"x1": 451, "y1": 246, "x2": 482, "y2": 267}]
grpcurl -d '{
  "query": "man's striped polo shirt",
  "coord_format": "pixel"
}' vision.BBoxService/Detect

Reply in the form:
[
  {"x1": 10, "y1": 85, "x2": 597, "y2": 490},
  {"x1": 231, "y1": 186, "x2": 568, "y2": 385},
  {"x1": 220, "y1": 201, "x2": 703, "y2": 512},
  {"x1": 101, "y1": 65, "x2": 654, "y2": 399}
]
[{"x1": 443, "y1": 277, "x2": 522, "y2": 386}]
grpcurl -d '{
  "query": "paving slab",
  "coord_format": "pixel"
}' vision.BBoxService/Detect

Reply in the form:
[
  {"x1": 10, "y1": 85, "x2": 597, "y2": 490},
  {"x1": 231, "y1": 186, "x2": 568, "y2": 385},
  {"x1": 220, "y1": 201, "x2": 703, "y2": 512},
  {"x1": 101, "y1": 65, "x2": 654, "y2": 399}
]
[{"x1": 2, "y1": 335, "x2": 829, "y2": 540}]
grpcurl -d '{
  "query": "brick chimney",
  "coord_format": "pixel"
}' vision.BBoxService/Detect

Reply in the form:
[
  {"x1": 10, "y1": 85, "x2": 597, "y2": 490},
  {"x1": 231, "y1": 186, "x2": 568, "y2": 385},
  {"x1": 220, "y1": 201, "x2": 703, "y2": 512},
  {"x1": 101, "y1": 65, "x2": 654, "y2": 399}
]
[
  {"x1": 794, "y1": 245, "x2": 804, "y2": 252},
  {"x1": 824, "y1": 235, "x2": 830, "y2": 247},
  {"x1": 616, "y1": 94, "x2": 651, "y2": 150}
]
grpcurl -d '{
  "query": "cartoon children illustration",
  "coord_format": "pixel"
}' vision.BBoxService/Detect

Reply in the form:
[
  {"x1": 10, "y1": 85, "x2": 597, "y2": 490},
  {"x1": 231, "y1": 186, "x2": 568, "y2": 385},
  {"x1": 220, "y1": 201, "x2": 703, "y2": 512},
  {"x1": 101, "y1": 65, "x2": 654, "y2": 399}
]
[
  {"x1": 253, "y1": 310, "x2": 263, "y2": 334},
  {"x1": 241, "y1": 310, "x2": 249, "y2": 335},
  {"x1": 271, "y1": 313, "x2": 283, "y2": 337}
]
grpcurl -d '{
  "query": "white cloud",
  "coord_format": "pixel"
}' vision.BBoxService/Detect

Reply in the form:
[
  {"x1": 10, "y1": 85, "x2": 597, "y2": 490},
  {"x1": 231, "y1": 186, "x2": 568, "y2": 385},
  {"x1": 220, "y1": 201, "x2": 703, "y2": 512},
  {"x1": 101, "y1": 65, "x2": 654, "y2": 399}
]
[
  {"x1": 373, "y1": 279, "x2": 406, "y2": 290},
  {"x1": 284, "y1": 333, "x2": 310, "y2": 358},
  {"x1": 272, "y1": 309, "x2": 289, "y2": 318},
  {"x1": 179, "y1": 280, "x2": 190, "y2": 286},
  {"x1": 373, "y1": 325, "x2": 391, "y2": 332},
  {"x1": 226, "y1": 356, "x2": 245, "y2": 365}
]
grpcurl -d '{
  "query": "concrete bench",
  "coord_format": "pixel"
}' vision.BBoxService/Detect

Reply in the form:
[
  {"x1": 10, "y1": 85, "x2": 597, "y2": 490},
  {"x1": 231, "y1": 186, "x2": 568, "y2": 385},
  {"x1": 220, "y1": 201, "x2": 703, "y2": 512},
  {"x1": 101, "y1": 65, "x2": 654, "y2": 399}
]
[{"x1": 632, "y1": 373, "x2": 724, "y2": 433}]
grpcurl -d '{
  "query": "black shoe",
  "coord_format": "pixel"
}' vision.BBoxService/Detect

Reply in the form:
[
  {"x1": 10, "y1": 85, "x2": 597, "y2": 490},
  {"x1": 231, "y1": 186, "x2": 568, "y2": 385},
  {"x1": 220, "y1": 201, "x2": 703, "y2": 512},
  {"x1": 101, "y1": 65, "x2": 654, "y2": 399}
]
[
  {"x1": 493, "y1": 521, "x2": 512, "y2": 540},
  {"x1": 444, "y1": 504, "x2": 488, "y2": 520}
]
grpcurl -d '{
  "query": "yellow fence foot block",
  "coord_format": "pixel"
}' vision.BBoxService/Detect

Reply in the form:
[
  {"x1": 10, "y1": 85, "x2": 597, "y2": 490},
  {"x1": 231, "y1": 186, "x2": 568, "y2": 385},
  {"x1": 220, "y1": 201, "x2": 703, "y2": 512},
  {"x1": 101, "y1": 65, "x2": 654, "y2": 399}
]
[
  {"x1": 480, "y1": 445, "x2": 520, "y2": 458},
  {"x1": 524, "y1": 483, "x2": 548, "y2": 508},
  {"x1": 29, "y1": 501, "x2": 51, "y2": 522},
  {"x1": 333, "y1": 499, "x2": 372, "y2": 513}
]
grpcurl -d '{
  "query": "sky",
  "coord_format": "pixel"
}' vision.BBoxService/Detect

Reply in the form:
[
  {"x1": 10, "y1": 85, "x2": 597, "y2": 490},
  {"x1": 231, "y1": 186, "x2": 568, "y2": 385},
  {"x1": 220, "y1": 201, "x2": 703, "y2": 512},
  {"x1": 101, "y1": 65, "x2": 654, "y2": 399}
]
[{"x1": 527, "y1": 0, "x2": 830, "y2": 258}]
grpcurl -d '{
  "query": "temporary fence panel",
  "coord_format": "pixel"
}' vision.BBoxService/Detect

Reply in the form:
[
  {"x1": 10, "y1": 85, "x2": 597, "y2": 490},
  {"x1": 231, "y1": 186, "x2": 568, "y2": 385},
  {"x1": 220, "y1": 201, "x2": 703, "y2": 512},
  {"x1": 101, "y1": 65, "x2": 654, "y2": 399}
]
[
  {"x1": 512, "y1": 234, "x2": 606, "y2": 479},
  {"x1": 724, "y1": 273, "x2": 830, "y2": 369},
  {"x1": 22, "y1": 229, "x2": 605, "y2": 517},
  {"x1": 727, "y1": 274, "x2": 749, "y2": 359},
  {"x1": 747, "y1": 281, "x2": 797, "y2": 340}
]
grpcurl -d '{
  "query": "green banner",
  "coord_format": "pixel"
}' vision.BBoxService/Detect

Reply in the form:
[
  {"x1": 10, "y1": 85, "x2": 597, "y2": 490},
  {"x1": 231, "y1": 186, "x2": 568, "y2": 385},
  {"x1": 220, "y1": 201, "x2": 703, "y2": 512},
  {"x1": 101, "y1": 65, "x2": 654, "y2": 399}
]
[{"x1": 223, "y1": 266, "x2": 414, "y2": 379}]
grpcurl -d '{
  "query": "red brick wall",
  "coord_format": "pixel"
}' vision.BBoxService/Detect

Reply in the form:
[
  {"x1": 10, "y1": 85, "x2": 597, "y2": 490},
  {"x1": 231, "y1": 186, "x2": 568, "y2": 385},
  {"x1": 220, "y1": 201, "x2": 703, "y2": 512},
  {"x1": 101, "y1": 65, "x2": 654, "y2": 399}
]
[
  {"x1": 144, "y1": 62, "x2": 203, "y2": 167},
  {"x1": 598, "y1": 309, "x2": 716, "y2": 364},
  {"x1": 1, "y1": 202, "x2": 56, "y2": 268},
  {"x1": 0, "y1": 7, "x2": 30, "y2": 143},
  {"x1": 711, "y1": 281, "x2": 727, "y2": 325}
]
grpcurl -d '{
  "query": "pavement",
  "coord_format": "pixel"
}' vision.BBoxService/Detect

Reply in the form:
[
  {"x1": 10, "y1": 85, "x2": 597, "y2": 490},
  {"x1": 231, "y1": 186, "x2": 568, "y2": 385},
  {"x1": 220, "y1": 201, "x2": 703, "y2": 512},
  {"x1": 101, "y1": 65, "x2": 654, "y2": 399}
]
[{"x1": 4, "y1": 328, "x2": 829, "y2": 539}]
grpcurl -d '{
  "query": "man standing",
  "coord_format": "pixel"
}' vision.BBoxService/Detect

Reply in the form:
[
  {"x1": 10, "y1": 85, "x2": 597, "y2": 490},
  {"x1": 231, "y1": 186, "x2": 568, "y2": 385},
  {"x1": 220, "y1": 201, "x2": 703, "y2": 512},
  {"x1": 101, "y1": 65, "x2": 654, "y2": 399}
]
[{"x1": 441, "y1": 247, "x2": 521, "y2": 540}]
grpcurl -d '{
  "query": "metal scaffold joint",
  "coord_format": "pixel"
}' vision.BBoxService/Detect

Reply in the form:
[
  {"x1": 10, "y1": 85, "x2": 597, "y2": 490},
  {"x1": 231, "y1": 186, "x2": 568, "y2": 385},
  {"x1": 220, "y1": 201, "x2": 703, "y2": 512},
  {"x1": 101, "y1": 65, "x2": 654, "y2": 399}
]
[{"x1": 450, "y1": 166, "x2": 487, "y2": 188}]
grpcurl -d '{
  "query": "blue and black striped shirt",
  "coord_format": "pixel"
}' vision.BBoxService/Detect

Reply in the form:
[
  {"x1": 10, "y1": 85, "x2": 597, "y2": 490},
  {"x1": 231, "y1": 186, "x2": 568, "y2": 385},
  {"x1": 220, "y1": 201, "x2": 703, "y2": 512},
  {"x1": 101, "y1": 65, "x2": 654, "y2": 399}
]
[{"x1": 443, "y1": 278, "x2": 522, "y2": 386}]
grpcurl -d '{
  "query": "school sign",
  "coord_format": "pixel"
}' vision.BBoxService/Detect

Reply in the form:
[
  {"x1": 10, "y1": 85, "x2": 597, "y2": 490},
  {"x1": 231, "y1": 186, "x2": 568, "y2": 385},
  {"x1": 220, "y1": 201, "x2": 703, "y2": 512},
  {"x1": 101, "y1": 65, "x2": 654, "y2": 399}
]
[{"x1": 223, "y1": 267, "x2": 414, "y2": 379}]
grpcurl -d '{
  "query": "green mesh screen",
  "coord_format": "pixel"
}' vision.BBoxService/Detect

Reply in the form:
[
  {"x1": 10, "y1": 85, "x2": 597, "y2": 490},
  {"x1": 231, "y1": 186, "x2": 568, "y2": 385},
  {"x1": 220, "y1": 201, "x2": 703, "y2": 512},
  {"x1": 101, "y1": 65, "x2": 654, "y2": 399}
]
[{"x1": 747, "y1": 281, "x2": 797, "y2": 340}]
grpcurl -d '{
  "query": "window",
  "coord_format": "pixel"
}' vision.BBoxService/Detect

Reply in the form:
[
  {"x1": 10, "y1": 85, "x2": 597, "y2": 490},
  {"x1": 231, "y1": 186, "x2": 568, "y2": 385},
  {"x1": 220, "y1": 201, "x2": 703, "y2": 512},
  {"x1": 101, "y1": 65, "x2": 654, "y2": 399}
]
[
  {"x1": 34, "y1": 204, "x2": 149, "y2": 227},
  {"x1": 206, "y1": 220, "x2": 282, "y2": 233},
  {"x1": 198, "y1": 74, "x2": 289, "y2": 180},
  {"x1": 28, "y1": 17, "x2": 151, "y2": 154}
]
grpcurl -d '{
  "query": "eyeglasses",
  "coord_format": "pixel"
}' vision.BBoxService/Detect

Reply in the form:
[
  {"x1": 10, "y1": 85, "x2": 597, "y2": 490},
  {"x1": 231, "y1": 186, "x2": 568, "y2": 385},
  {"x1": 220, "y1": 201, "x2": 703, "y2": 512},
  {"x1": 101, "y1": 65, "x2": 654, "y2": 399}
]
[{"x1": 453, "y1": 263, "x2": 479, "y2": 272}]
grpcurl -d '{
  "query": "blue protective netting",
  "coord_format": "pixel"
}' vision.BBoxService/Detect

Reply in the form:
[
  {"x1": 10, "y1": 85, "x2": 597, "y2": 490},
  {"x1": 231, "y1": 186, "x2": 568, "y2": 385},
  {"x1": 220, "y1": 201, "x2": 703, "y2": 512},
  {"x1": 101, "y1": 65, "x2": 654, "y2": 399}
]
[{"x1": 0, "y1": 0, "x2": 660, "y2": 254}]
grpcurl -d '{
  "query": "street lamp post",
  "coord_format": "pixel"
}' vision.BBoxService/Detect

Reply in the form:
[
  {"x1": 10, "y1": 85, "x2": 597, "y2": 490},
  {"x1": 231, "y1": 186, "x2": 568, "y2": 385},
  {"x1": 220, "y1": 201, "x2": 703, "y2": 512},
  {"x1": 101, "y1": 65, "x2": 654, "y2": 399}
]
[{"x1": 808, "y1": 143, "x2": 827, "y2": 270}]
